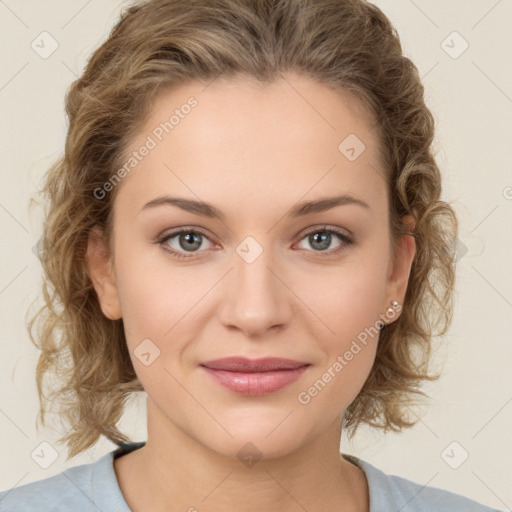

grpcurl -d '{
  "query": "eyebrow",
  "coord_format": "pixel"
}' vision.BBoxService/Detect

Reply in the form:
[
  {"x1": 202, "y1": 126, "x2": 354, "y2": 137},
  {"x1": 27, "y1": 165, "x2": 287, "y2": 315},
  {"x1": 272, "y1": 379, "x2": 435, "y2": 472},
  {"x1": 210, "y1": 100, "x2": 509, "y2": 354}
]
[{"x1": 140, "y1": 194, "x2": 370, "y2": 221}]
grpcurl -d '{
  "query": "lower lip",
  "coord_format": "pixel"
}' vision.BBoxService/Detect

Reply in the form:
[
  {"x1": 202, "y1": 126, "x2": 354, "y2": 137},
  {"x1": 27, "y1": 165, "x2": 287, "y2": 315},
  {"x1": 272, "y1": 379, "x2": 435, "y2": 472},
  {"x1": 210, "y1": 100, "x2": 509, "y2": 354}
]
[{"x1": 200, "y1": 365, "x2": 309, "y2": 396}]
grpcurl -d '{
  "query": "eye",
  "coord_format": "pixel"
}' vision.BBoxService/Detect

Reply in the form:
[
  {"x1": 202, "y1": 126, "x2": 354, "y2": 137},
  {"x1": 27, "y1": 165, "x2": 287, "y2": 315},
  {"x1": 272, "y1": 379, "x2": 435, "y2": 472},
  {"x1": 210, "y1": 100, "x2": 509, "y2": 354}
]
[
  {"x1": 295, "y1": 225, "x2": 353, "y2": 257},
  {"x1": 156, "y1": 227, "x2": 214, "y2": 260},
  {"x1": 155, "y1": 224, "x2": 353, "y2": 260}
]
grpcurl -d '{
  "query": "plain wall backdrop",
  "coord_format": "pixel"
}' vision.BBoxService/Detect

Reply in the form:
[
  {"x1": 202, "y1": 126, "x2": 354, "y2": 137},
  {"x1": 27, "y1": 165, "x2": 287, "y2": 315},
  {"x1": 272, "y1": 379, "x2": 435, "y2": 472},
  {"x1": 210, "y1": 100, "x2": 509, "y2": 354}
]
[{"x1": 0, "y1": 0, "x2": 511, "y2": 509}]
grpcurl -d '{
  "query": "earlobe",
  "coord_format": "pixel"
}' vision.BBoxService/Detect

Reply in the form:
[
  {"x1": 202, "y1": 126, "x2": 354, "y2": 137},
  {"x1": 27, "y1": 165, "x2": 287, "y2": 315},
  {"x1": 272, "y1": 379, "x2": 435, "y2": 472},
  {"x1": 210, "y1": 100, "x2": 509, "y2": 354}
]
[{"x1": 85, "y1": 225, "x2": 122, "y2": 320}]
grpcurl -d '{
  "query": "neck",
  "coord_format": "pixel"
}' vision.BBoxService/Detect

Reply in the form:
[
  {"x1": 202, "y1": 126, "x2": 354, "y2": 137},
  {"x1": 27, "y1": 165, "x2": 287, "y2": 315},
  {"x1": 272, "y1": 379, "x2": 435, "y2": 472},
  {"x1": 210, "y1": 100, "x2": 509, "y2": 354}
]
[{"x1": 114, "y1": 400, "x2": 369, "y2": 512}]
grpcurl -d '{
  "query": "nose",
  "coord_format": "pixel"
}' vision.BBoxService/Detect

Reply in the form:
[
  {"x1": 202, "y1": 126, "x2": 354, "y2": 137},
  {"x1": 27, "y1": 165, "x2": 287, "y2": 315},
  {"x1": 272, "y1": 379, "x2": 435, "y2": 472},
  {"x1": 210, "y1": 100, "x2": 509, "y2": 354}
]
[{"x1": 217, "y1": 246, "x2": 293, "y2": 339}]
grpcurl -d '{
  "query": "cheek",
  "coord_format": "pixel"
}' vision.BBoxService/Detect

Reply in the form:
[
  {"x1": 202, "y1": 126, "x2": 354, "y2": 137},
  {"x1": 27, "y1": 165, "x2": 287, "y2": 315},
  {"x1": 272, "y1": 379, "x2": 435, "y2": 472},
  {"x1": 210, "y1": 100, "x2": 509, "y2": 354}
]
[
  {"x1": 116, "y1": 273, "x2": 167, "y2": 338},
  {"x1": 298, "y1": 252, "x2": 386, "y2": 396},
  {"x1": 304, "y1": 255, "x2": 388, "y2": 341},
  {"x1": 113, "y1": 251, "x2": 212, "y2": 384},
  {"x1": 115, "y1": 267, "x2": 188, "y2": 394},
  {"x1": 113, "y1": 241, "x2": 191, "y2": 337}
]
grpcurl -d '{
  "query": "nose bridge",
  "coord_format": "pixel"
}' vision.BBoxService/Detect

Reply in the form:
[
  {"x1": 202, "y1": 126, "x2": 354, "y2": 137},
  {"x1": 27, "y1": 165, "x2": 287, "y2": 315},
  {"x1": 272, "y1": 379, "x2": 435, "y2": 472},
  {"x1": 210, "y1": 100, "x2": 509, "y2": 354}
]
[{"x1": 218, "y1": 237, "x2": 291, "y2": 336}]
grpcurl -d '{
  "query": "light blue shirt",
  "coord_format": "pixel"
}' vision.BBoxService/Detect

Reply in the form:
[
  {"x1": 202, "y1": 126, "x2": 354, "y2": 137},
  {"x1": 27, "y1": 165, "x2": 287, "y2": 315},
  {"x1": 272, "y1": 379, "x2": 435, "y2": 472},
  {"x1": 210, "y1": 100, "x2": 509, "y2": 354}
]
[{"x1": 0, "y1": 441, "x2": 504, "y2": 511}]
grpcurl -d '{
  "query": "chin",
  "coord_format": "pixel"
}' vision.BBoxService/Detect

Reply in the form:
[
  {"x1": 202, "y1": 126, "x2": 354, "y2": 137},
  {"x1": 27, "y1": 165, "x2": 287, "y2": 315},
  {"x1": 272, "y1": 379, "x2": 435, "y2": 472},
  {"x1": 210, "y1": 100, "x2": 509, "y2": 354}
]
[
  {"x1": 206, "y1": 432, "x2": 304, "y2": 462},
  {"x1": 193, "y1": 413, "x2": 312, "y2": 461}
]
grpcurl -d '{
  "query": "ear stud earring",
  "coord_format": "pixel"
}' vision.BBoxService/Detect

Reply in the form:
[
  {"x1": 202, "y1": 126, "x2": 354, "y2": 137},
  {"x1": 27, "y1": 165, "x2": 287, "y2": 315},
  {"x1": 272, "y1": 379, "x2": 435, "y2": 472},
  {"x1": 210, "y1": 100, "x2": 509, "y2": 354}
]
[
  {"x1": 386, "y1": 300, "x2": 400, "y2": 315},
  {"x1": 380, "y1": 300, "x2": 401, "y2": 330}
]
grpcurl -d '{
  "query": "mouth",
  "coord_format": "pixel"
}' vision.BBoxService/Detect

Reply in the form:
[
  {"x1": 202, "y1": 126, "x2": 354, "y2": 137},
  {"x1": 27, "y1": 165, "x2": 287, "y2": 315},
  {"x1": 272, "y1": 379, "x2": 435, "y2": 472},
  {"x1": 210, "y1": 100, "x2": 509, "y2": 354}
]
[{"x1": 199, "y1": 357, "x2": 311, "y2": 396}]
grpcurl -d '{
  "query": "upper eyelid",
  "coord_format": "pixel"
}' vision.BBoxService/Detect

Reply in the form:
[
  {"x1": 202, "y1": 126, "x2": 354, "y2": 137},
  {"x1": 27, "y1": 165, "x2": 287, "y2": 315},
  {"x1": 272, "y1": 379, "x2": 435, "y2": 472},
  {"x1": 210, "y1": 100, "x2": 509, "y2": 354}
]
[{"x1": 300, "y1": 224, "x2": 352, "y2": 237}]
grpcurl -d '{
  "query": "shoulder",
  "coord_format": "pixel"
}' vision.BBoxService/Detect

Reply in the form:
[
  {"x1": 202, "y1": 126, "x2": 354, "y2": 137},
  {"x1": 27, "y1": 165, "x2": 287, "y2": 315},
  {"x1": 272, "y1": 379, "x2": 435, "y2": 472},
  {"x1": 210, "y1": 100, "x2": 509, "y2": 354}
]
[
  {"x1": 0, "y1": 460, "x2": 95, "y2": 511},
  {"x1": 343, "y1": 454, "x2": 504, "y2": 512},
  {"x1": 0, "y1": 449, "x2": 128, "y2": 512}
]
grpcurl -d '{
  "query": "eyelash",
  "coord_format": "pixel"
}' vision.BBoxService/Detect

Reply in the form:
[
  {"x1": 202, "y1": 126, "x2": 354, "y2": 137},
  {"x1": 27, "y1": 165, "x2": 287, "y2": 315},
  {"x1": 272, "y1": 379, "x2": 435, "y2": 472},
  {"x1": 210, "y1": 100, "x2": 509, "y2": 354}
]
[{"x1": 155, "y1": 224, "x2": 353, "y2": 260}]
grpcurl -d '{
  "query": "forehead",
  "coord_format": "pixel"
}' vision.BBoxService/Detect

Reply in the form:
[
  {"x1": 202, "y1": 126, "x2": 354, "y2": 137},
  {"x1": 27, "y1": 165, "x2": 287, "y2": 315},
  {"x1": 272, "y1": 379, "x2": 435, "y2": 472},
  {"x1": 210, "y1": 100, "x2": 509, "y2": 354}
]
[{"x1": 114, "y1": 72, "x2": 387, "y2": 220}]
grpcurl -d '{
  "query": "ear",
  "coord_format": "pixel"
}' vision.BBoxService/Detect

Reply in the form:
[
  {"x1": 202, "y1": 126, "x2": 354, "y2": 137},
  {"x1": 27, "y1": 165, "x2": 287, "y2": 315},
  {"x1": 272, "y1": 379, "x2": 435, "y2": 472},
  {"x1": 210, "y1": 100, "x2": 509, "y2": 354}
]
[
  {"x1": 383, "y1": 214, "x2": 416, "y2": 323},
  {"x1": 85, "y1": 225, "x2": 122, "y2": 320}
]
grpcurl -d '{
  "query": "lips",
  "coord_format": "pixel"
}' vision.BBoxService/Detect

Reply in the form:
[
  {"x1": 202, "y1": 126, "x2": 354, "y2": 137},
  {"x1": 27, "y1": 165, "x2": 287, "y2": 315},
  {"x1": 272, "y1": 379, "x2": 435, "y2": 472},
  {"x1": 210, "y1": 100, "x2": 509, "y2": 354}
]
[
  {"x1": 199, "y1": 357, "x2": 311, "y2": 396},
  {"x1": 200, "y1": 357, "x2": 309, "y2": 372}
]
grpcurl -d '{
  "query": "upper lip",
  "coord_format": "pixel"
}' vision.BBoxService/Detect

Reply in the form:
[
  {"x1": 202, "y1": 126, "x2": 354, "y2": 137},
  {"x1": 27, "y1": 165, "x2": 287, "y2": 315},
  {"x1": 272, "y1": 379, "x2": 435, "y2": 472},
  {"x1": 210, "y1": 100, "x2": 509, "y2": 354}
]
[{"x1": 200, "y1": 357, "x2": 310, "y2": 372}]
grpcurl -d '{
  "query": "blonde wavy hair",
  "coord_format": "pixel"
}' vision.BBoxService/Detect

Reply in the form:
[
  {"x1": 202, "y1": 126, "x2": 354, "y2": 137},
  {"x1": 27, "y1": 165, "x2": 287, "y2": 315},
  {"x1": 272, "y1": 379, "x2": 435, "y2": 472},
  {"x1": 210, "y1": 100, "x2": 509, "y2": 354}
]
[{"x1": 27, "y1": 0, "x2": 458, "y2": 460}]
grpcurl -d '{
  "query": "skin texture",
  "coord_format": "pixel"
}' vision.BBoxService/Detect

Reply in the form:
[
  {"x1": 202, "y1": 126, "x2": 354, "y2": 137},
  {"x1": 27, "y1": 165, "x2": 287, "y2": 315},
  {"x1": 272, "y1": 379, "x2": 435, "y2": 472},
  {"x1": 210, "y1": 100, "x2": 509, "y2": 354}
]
[{"x1": 86, "y1": 72, "x2": 416, "y2": 512}]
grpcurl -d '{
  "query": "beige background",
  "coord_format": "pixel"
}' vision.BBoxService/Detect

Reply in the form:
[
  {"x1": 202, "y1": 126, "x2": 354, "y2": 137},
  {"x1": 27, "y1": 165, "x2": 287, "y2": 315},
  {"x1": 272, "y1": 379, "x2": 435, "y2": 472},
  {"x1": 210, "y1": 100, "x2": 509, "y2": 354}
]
[{"x1": 0, "y1": 0, "x2": 511, "y2": 509}]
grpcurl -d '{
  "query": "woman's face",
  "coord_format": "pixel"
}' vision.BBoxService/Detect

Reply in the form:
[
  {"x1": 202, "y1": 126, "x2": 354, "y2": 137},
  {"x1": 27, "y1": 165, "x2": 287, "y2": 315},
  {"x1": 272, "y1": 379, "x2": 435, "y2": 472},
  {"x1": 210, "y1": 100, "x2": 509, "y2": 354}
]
[{"x1": 88, "y1": 72, "x2": 415, "y2": 459}]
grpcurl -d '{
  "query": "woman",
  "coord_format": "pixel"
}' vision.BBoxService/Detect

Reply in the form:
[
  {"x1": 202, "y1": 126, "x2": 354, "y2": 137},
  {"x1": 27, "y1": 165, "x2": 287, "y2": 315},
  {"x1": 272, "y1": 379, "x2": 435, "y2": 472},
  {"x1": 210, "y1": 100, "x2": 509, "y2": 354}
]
[{"x1": 0, "y1": 0, "x2": 503, "y2": 510}]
